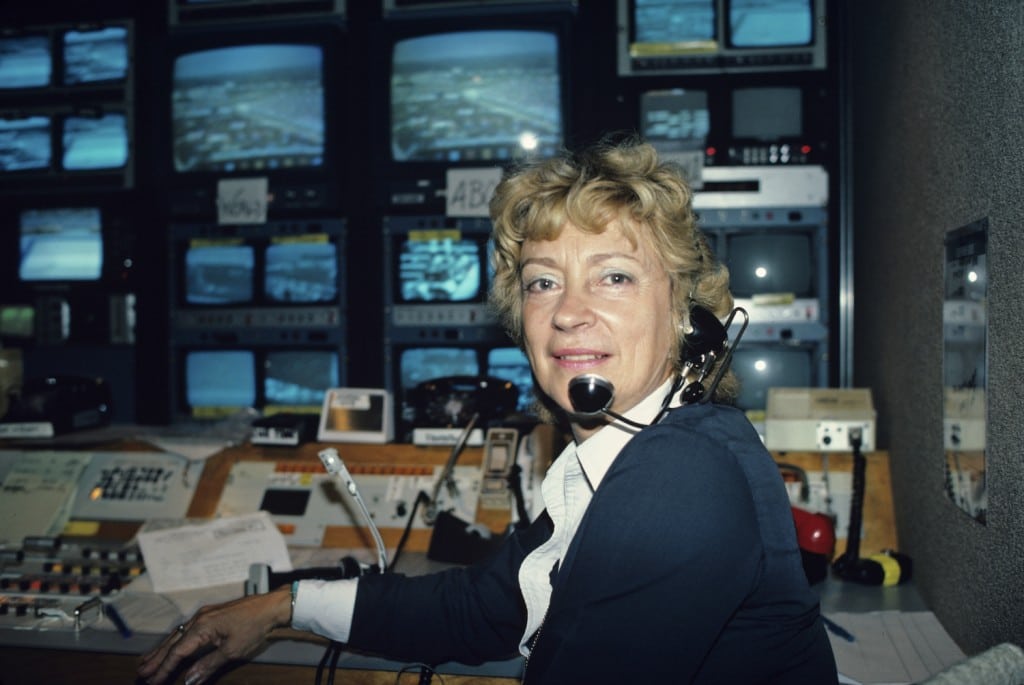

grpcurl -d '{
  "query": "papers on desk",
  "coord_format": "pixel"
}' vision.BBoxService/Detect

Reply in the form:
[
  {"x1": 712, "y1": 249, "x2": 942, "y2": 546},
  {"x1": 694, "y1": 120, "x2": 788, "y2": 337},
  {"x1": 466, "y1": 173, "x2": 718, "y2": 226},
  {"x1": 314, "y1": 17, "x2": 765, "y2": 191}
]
[
  {"x1": 828, "y1": 611, "x2": 966, "y2": 684},
  {"x1": 0, "y1": 450, "x2": 91, "y2": 545},
  {"x1": 137, "y1": 511, "x2": 293, "y2": 594}
]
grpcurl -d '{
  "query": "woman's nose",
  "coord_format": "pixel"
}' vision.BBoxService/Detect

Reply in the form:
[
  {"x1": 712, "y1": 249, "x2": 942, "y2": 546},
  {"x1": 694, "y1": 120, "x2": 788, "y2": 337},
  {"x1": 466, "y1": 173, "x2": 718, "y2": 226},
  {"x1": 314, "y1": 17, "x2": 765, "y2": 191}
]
[{"x1": 551, "y1": 285, "x2": 595, "y2": 331}]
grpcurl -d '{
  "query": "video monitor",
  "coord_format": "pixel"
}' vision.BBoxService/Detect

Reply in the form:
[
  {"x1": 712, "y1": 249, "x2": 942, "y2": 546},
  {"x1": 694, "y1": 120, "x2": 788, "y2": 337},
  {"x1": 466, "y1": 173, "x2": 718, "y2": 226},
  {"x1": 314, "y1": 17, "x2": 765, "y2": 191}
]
[
  {"x1": 18, "y1": 206, "x2": 103, "y2": 281},
  {"x1": 633, "y1": 0, "x2": 715, "y2": 47},
  {"x1": 62, "y1": 26, "x2": 129, "y2": 85},
  {"x1": 0, "y1": 114, "x2": 52, "y2": 172},
  {"x1": 0, "y1": 33, "x2": 52, "y2": 89},
  {"x1": 264, "y1": 239, "x2": 338, "y2": 304},
  {"x1": 724, "y1": 231, "x2": 813, "y2": 298},
  {"x1": 264, "y1": 349, "x2": 340, "y2": 407},
  {"x1": 171, "y1": 43, "x2": 324, "y2": 173},
  {"x1": 732, "y1": 87, "x2": 802, "y2": 140},
  {"x1": 399, "y1": 346, "x2": 480, "y2": 392},
  {"x1": 61, "y1": 112, "x2": 129, "y2": 170},
  {"x1": 185, "y1": 349, "x2": 257, "y2": 409},
  {"x1": 727, "y1": 0, "x2": 813, "y2": 48},
  {"x1": 486, "y1": 346, "x2": 534, "y2": 413},
  {"x1": 390, "y1": 29, "x2": 563, "y2": 164},
  {"x1": 396, "y1": 232, "x2": 483, "y2": 303},
  {"x1": 730, "y1": 344, "x2": 813, "y2": 412},
  {"x1": 184, "y1": 242, "x2": 255, "y2": 305},
  {"x1": 641, "y1": 88, "x2": 710, "y2": 149}
]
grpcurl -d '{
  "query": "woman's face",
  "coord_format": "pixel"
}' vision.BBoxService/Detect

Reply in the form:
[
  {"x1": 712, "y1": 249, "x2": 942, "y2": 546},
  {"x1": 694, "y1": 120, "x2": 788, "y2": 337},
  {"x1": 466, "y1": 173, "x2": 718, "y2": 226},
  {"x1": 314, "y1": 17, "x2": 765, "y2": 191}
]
[{"x1": 520, "y1": 220, "x2": 677, "y2": 436}]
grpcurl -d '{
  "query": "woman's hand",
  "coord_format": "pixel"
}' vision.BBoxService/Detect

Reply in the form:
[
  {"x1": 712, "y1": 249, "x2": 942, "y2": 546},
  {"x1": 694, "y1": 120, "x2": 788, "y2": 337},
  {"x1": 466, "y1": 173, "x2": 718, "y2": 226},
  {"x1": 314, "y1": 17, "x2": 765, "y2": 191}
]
[{"x1": 137, "y1": 586, "x2": 292, "y2": 685}]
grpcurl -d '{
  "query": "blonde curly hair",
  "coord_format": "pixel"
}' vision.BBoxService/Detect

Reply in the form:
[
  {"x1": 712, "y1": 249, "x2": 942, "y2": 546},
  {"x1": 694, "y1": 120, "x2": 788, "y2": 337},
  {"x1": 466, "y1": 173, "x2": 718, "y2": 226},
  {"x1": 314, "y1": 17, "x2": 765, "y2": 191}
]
[{"x1": 488, "y1": 136, "x2": 737, "y2": 409}]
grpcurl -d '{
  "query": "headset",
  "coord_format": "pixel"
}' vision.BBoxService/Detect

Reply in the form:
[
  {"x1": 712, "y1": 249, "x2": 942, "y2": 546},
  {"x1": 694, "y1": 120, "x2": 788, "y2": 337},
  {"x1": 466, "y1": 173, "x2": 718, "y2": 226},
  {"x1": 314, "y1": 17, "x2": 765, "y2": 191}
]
[{"x1": 567, "y1": 304, "x2": 749, "y2": 426}]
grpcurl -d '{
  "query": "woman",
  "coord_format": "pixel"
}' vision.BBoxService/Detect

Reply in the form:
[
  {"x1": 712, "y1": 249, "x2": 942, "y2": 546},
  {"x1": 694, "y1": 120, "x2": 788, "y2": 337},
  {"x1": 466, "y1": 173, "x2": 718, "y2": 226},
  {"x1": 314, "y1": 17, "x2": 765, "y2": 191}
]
[{"x1": 139, "y1": 137, "x2": 838, "y2": 684}]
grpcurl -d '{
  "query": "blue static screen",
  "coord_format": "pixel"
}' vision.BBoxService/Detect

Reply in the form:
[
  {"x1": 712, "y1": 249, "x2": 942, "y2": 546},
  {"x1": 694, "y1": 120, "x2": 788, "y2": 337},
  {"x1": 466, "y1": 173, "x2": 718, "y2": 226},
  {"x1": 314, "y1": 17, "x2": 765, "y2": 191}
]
[
  {"x1": 265, "y1": 240, "x2": 337, "y2": 303},
  {"x1": 172, "y1": 44, "x2": 324, "y2": 173},
  {"x1": 19, "y1": 207, "x2": 103, "y2": 281},
  {"x1": 391, "y1": 30, "x2": 562, "y2": 163},
  {"x1": 0, "y1": 115, "x2": 51, "y2": 171},
  {"x1": 400, "y1": 347, "x2": 479, "y2": 392},
  {"x1": 487, "y1": 347, "x2": 534, "y2": 413},
  {"x1": 0, "y1": 34, "x2": 52, "y2": 88},
  {"x1": 185, "y1": 244, "x2": 255, "y2": 304},
  {"x1": 730, "y1": 346, "x2": 812, "y2": 411},
  {"x1": 62, "y1": 113, "x2": 129, "y2": 170},
  {"x1": 186, "y1": 350, "x2": 256, "y2": 408},
  {"x1": 398, "y1": 236, "x2": 481, "y2": 302},
  {"x1": 725, "y1": 232, "x2": 813, "y2": 297},
  {"x1": 728, "y1": 0, "x2": 813, "y2": 47},
  {"x1": 63, "y1": 26, "x2": 129, "y2": 85},
  {"x1": 634, "y1": 0, "x2": 715, "y2": 44},
  {"x1": 264, "y1": 350, "x2": 339, "y2": 406}
]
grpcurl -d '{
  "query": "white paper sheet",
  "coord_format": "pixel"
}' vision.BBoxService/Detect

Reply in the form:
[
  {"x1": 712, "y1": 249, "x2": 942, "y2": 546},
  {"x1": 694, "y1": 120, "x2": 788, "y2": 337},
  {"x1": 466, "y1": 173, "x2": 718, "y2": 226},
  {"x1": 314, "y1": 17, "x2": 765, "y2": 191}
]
[
  {"x1": 137, "y1": 511, "x2": 293, "y2": 594},
  {"x1": 827, "y1": 610, "x2": 966, "y2": 684}
]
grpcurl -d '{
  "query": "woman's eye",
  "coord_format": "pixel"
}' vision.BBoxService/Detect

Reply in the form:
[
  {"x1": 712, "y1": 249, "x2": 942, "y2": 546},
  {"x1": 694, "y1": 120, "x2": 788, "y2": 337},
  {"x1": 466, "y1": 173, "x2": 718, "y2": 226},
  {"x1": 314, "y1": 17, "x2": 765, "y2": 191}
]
[
  {"x1": 524, "y1": 277, "x2": 555, "y2": 292},
  {"x1": 604, "y1": 272, "x2": 633, "y2": 286}
]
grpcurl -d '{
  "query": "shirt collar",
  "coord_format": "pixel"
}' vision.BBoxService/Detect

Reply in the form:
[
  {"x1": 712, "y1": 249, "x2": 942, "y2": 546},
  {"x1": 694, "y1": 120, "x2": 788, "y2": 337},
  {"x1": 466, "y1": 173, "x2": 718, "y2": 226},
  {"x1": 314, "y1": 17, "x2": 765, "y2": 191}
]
[{"x1": 575, "y1": 376, "x2": 681, "y2": 489}]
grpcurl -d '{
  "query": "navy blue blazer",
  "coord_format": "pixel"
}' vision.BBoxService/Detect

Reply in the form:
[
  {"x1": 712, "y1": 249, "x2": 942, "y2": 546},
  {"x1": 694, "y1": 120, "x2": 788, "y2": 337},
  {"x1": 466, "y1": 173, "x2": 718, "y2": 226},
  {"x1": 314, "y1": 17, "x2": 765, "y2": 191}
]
[{"x1": 349, "y1": 403, "x2": 838, "y2": 684}]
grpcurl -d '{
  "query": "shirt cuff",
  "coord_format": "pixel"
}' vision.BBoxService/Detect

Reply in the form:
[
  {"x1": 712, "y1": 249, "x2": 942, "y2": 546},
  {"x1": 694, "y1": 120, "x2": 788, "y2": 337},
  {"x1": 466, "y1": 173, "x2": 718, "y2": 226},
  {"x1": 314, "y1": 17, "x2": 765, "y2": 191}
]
[{"x1": 291, "y1": 577, "x2": 359, "y2": 643}]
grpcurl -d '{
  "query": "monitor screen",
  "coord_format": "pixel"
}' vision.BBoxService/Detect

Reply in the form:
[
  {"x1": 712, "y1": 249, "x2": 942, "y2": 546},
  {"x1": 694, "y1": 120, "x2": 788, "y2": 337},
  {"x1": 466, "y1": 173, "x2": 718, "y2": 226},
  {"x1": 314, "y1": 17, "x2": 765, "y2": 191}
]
[
  {"x1": 264, "y1": 238, "x2": 337, "y2": 303},
  {"x1": 486, "y1": 346, "x2": 534, "y2": 413},
  {"x1": 184, "y1": 241, "x2": 255, "y2": 304},
  {"x1": 0, "y1": 115, "x2": 52, "y2": 172},
  {"x1": 399, "y1": 347, "x2": 480, "y2": 392},
  {"x1": 390, "y1": 29, "x2": 563, "y2": 163},
  {"x1": 185, "y1": 349, "x2": 257, "y2": 409},
  {"x1": 725, "y1": 231, "x2": 813, "y2": 298},
  {"x1": 61, "y1": 112, "x2": 129, "y2": 170},
  {"x1": 732, "y1": 86, "x2": 802, "y2": 140},
  {"x1": 62, "y1": 26, "x2": 129, "y2": 85},
  {"x1": 264, "y1": 349, "x2": 340, "y2": 406},
  {"x1": 633, "y1": 0, "x2": 716, "y2": 46},
  {"x1": 0, "y1": 33, "x2": 52, "y2": 89},
  {"x1": 727, "y1": 0, "x2": 813, "y2": 48},
  {"x1": 19, "y1": 206, "x2": 103, "y2": 281},
  {"x1": 641, "y1": 88, "x2": 710, "y2": 149},
  {"x1": 730, "y1": 345, "x2": 812, "y2": 411},
  {"x1": 172, "y1": 43, "x2": 324, "y2": 173},
  {"x1": 397, "y1": 231, "x2": 483, "y2": 303}
]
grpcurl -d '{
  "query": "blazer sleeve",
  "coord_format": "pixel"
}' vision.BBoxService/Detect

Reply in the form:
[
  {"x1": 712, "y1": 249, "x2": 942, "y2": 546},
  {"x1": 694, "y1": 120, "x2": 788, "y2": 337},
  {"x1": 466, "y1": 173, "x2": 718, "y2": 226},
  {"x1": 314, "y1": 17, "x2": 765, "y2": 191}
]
[{"x1": 346, "y1": 510, "x2": 553, "y2": 665}]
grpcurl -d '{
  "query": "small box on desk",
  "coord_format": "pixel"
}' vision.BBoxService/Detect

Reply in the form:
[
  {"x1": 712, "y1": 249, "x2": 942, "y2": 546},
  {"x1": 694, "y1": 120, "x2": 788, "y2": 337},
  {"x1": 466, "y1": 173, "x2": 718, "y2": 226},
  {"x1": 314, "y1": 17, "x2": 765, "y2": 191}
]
[{"x1": 765, "y1": 388, "x2": 876, "y2": 452}]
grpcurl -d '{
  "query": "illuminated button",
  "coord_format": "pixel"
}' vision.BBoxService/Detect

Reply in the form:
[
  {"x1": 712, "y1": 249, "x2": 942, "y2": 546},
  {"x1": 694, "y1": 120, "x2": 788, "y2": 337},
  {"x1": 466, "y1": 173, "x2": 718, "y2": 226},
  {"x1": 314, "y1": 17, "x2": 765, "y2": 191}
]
[{"x1": 277, "y1": 524, "x2": 296, "y2": 535}]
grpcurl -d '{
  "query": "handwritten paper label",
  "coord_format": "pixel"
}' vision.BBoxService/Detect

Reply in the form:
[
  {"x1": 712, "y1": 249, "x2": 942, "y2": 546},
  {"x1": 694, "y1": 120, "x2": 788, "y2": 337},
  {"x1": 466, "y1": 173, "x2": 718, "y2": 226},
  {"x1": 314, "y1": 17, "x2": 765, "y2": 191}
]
[
  {"x1": 446, "y1": 167, "x2": 503, "y2": 218},
  {"x1": 217, "y1": 177, "x2": 268, "y2": 225}
]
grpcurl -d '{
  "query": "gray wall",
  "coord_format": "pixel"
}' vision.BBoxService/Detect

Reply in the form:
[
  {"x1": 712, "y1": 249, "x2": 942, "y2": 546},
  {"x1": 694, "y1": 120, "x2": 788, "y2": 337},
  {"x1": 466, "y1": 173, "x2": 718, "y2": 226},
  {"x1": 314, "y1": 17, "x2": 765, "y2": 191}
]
[{"x1": 847, "y1": 1, "x2": 1024, "y2": 653}]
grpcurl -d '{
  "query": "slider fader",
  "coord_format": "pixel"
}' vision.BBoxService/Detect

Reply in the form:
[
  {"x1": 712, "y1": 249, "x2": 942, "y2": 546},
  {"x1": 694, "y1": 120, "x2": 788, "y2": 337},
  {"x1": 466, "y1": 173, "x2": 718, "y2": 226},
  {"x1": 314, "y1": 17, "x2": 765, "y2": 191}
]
[{"x1": 0, "y1": 536, "x2": 144, "y2": 631}]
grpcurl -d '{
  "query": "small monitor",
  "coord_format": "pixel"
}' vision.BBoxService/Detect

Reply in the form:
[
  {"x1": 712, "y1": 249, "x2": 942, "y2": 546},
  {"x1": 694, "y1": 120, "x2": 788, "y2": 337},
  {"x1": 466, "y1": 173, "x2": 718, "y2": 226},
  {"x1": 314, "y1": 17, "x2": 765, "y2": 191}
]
[
  {"x1": 727, "y1": 0, "x2": 814, "y2": 48},
  {"x1": 486, "y1": 346, "x2": 534, "y2": 413},
  {"x1": 19, "y1": 207, "x2": 103, "y2": 281},
  {"x1": 61, "y1": 112, "x2": 129, "y2": 170},
  {"x1": 264, "y1": 349, "x2": 340, "y2": 407},
  {"x1": 399, "y1": 347, "x2": 480, "y2": 392},
  {"x1": 62, "y1": 26, "x2": 129, "y2": 85},
  {"x1": 397, "y1": 231, "x2": 483, "y2": 303},
  {"x1": 730, "y1": 345, "x2": 813, "y2": 412},
  {"x1": 725, "y1": 231, "x2": 813, "y2": 298},
  {"x1": 264, "y1": 238, "x2": 338, "y2": 303},
  {"x1": 172, "y1": 43, "x2": 324, "y2": 173},
  {"x1": 390, "y1": 29, "x2": 563, "y2": 164},
  {"x1": 0, "y1": 33, "x2": 52, "y2": 89},
  {"x1": 634, "y1": 0, "x2": 716, "y2": 46},
  {"x1": 732, "y1": 87, "x2": 802, "y2": 140},
  {"x1": 184, "y1": 242, "x2": 255, "y2": 305},
  {"x1": 641, "y1": 88, "x2": 710, "y2": 149},
  {"x1": 0, "y1": 114, "x2": 52, "y2": 171},
  {"x1": 185, "y1": 349, "x2": 257, "y2": 409}
]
